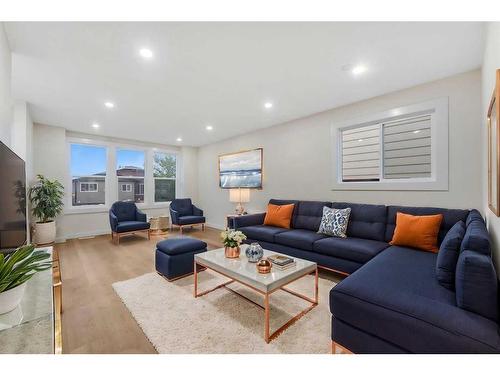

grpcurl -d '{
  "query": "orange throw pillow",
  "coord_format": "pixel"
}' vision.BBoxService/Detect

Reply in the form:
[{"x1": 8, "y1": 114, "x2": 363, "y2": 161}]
[
  {"x1": 390, "y1": 212, "x2": 443, "y2": 253},
  {"x1": 264, "y1": 203, "x2": 295, "y2": 229}
]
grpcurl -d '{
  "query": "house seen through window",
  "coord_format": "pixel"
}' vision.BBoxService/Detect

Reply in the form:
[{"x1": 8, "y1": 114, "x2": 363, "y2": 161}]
[
  {"x1": 116, "y1": 149, "x2": 145, "y2": 203},
  {"x1": 70, "y1": 143, "x2": 106, "y2": 206}
]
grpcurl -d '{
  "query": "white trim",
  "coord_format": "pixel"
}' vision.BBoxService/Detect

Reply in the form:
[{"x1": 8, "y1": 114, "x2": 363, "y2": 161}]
[
  {"x1": 79, "y1": 182, "x2": 98, "y2": 192},
  {"x1": 331, "y1": 97, "x2": 449, "y2": 191},
  {"x1": 66, "y1": 136, "x2": 181, "y2": 213},
  {"x1": 120, "y1": 183, "x2": 132, "y2": 192}
]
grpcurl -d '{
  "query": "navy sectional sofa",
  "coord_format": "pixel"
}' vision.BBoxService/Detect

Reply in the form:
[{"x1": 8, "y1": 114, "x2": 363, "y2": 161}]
[{"x1": 233, "y1": 199, "x2": 500, "y2": 353}]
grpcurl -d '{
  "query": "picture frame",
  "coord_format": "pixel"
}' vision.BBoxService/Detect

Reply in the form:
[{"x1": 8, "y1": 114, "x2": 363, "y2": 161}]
[
  {"x1": 488, "y1": 69, "x2": 500, "y2": 216},
  {"x1": 218, "y1": 148, "x2": 263, "y2": 189}
]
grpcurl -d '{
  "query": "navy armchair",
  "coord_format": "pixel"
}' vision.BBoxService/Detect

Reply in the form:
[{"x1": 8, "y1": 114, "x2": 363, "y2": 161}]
[
  {"x1": 109, "y1": 201, "x2": 150, "y2": 244},
  {"x1": 169, "y1": 198, "x2": 206, "y2": 234}
]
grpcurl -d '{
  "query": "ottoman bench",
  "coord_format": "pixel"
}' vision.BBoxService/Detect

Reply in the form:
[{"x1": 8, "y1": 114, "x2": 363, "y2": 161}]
[{"x1": 155, "y1": 237, "x2": 207, "y2": 281}]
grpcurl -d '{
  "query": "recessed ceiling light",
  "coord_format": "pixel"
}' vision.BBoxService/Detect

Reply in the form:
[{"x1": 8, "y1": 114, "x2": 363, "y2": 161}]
[
  {"x1": 176, "y1": 137, "x2": 182, "y2": 142},
  {"x1": 91, "y1": 123, "x2": 100, "y2": 129},
  {"x1": 264, "y1": 102, "x2": 273, "y2": 109},
  {"x1": 205, "y1": 125, "x2": 213, "y2": 131},
  {"x1": 351, "y1": 65, "x2": 367, "y2": 76},
  {"x1": 139, "y1": 48, "x2": 153, "y2": 59},
  {"x1": 104, "y1": 102, "x2": 115, "y2": 109}
]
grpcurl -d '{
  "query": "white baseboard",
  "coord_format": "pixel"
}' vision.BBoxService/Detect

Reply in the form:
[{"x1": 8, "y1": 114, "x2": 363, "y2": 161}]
[
  {"x1": 56, "y1": 229, "x2": 111, "y2": 243},
  {"x1": 206, "y1": 222, "x2": 225, "y2": 230}
]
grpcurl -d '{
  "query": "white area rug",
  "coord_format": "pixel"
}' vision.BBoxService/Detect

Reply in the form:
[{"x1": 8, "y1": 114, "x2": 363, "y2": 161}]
[{"x1": 112, "y1": 270, "x2": 336, "y2": 353}]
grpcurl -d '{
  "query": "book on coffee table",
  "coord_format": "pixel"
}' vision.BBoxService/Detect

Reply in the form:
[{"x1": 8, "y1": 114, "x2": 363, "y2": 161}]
[{"x1": 268, "y1": 254, "x2": 295, "y2": 267}]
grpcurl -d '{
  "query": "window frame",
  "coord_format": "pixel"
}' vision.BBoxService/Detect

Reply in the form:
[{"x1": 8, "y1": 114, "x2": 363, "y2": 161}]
[
  {"x1": 120, "y1": 183, "x2": 132, "y2": 192},
  {"x1": 331, "y1": 97, "x2": 448, "y2": 191},
  {"x1": 65, "y1": 137, "x2": 181, "y2": 214},
  {"x1": 80, "y1": 182, "x2": 99, "y2": 193},
  {"x1": 152, "y1": 151, "x2": 177, "y2": 203}
]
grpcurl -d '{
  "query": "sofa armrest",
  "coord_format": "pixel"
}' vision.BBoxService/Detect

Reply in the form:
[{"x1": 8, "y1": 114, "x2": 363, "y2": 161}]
[
  {"x1": 109, "y1": 211, "x2": 118, "y2": 232},
  {"x1": 136, "y1": 209, "x2": 147, "y2": 223},
  {"x1": 193, "y1": 205, "x2": 204, "y2": 216},
  {"x1": 170, "y1": 207, "x2": 180, "y2": 225},
  {"x1": 233, "y1": 213, "x2": 266, "y2": 229}
]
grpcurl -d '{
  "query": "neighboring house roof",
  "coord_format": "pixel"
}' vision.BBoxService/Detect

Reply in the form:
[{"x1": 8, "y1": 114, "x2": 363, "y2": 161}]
[{"x1": 73, "y1": 166, "x2": 144, "y2": 180}]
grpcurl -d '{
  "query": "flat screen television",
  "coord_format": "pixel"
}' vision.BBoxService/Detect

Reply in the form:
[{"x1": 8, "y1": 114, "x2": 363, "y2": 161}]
[{"x1": 0, "y1": 141, "x2": 27, "y2": 253}]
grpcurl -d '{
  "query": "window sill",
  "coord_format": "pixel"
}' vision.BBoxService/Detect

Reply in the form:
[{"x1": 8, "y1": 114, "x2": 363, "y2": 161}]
[{"x1": 64, "y1": 202, "x2": 172, "y2": 215}]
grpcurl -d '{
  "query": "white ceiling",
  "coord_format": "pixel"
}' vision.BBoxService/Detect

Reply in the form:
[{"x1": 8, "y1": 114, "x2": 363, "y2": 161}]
[{"x1": 5, "y1": 22, "x2": 484, "y2": 147}]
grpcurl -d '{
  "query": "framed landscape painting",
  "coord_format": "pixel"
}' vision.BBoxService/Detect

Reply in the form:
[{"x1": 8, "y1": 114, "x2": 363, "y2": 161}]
[{"x1": 219, "y1": 148, "x2": 263, "y2": 189}]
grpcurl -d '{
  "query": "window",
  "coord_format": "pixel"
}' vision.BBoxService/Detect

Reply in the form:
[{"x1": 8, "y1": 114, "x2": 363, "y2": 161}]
[
  {"x1": 333, "y1": 98, "x2": 448, "y2": 191},
  {"x1": 153, "y1": 152, "x2": 176, "y2": 202},
  {"x1": 70, "y1": 144, "x2": 106, "y2": 206},
  {"x1": 139, "y1": 183, "x2": 144, "y2": 195},
  {"x1": 80, "y1": 183, "x2": 98, "y2": 192},
  {"x1": 116, "y1": 149, "x2": 145, "y2": 203}
]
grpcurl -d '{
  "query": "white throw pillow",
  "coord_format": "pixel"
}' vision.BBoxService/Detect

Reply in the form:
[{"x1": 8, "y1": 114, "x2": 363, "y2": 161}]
[{"x1": 317, "y1": 206, "x2": 351, "y2": 238}]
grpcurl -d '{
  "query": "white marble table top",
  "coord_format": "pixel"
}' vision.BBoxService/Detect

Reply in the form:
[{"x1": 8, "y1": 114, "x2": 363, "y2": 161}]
[{"x1": 195, "y1": 245, "x2": 316, "y2": 293}]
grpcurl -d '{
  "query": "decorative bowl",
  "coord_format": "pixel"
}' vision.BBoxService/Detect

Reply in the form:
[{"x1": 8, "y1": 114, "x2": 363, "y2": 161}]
[{"x1": 256, "y1": 259, "x2": 272, "y2": 274}]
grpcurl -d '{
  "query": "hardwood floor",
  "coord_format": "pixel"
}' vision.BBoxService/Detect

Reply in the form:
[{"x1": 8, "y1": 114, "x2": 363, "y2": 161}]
[
  {"x1": 56, "y1": 227, "x2": 342, "y2": 354},
  {"x1": 55, "y1": 227, "x2": 224, "y2": 354}
]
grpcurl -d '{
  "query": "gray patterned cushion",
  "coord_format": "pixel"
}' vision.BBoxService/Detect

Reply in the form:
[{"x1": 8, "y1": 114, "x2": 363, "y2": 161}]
[{"x1": 318, "y1": 206, "x2": 351, "y2": 238}]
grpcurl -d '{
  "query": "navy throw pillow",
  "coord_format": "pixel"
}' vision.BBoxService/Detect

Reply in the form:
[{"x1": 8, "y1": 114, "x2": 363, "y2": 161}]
[
  {"x1": 456, "y1": 250, "x2": 498, "y2": 321},
  {"x1": 436, "y1": 221, "x2": 465, "y2": 290}
]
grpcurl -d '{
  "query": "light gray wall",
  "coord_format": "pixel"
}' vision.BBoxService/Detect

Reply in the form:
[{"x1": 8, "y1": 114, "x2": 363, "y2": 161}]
[
  {"x1": 197, "y1": 70, "x2": 482, "y2": 229},
  {"x1": 482, "y1": 22, "x2": 500, "y2": 274},
  {"x1": 0, "y1": 23, "x2": 12, "y2": 146}
]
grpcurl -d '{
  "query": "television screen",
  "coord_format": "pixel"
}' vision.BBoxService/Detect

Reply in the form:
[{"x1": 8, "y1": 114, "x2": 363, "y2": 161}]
[{"x1": 0, "y1": 141, "x2": 27, "y2": 253}]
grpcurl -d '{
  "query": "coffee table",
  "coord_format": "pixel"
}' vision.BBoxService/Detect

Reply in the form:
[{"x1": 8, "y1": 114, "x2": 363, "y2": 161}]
[{"x1": 194, "y1": 245, "x2": 318, "y2": 343}]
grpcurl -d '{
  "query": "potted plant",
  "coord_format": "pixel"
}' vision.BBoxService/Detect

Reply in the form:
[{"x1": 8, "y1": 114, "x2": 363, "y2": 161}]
[
  {"x1": 0, "y1": 244, "x2": 52, "y2": 314},
  {"x1": 29, "y1": 174, "x2": 64, "y2": 245},
  {"x1": 221, "y1": 229, "x2": 247, "y2": 258}
]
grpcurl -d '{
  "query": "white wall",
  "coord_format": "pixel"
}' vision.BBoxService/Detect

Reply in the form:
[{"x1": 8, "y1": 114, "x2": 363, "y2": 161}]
[
  {"x1": 198, "y1": 70, "x2": 482, "y2": 229},
  {"x1": 482, "y1": 22, "x2": 500, "y2": 273},
  {"x1": 33, "y1": 123, "x2": 200, "y2": 241},
  {"x1": 0, "y1": 22, "x2": 12, "y2": 146}
]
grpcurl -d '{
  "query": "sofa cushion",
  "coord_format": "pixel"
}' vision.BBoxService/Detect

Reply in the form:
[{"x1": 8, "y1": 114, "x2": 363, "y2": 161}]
[
  {"x1": 318, "y1": 207, "x2": 351, "y2": 238},
  {"x1": 385, "y1": 205, "x2": 469, "y2": 245},
  {"x1": 156, "y1": 237, "x2": 207, "y2": 256},
  {"x1": 178, "y1": 215, "x2": 206, "y2": 225},
  {"x1": 239, "y1": 225, "x2": 288, "y2": 243},
  {"x1": 436, "y1": 221, "x2": 465, "y2": 290},
  {"x1": 293, "y1": 200, "x2": 332, "y2": 231},
  {"x1": 264, "y1": 203, "x2": 295, "y2": 229},
  {"x1": 389, "y1": 212, "x2": 443, "y2": 253},
  {"x1": 460, "y1": 219, "x2": 491, "y2": 255},
  {"x1": 456, "y1": 250, "x2": 498, "y2": 321},
  {"x1": 274, "y1": 229, "x2": 328, "y2": 251},
  {"x1": 116, "y1": 221, "x2": 150, "y2": 233},
  {"x1": 313, "y1": 237, "x2": 389, "y2": 264},
  {"x1": 332, "y1": 202, "x2": 387, "y2": 241},
  {"x1": 330, "y1": 246, "x2": 500, "y2": 353},
  {"x1": 466, "y1": 209, "x2": 485, "y2": 226}
]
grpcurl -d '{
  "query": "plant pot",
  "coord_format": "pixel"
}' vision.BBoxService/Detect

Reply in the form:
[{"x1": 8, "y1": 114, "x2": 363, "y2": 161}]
[
  {"x1": 224, "y1": 246, "x2": 240, "y2": 258},
  {"x1": 0, "y1": 283, "x2": 27, "y2": 315},
  {"x1": 34, "y1": 221, "x2": 56, "y2": 245}
]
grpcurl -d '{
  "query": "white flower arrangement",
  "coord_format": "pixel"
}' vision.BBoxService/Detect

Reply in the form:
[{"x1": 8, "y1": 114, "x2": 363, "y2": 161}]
[{"x1": 221, "y1": 229, "x2": 247, "y2": 248}]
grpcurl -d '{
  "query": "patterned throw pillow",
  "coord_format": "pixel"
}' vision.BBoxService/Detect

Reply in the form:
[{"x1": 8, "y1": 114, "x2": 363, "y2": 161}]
[{"x1": 318, "y1": 206, "x2": 351, "y2": 238}]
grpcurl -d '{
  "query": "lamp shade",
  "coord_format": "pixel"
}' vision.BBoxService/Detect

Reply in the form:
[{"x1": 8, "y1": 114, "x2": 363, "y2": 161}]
[{"x1": 229, "y1": 188, "x2": 250, "y2": 203}]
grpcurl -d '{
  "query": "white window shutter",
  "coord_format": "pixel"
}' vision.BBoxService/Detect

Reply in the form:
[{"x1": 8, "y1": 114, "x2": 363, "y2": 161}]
[
  {"x1": 382, "y1": 114, "x2": 432, "y2": 179},
  {"x1": 342, "y1": 124, "x2": 380, "y2": 181}
]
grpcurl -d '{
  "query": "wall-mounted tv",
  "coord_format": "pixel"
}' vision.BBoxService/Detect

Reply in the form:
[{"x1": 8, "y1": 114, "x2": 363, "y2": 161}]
[
  {"x1": 218, "y1": 148, "x2": 263, "y2": 189},
  {"x1": 0, "y1": 141, "x2": 27, "y2": 253}
]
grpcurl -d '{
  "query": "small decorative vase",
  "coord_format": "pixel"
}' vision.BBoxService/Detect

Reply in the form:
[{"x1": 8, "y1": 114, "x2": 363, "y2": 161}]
[
  {"x1": 256, "y1": 259, "x2": 272, "y2": 274},
  {"x1": 246, "y1": 242, "x2": 264, "y2": 263},
  {"x1": 225, "y1": 246, "x2": 240, "y2": 258},
  {"x1": 0, "y1": 283, "x2": 27, "y2": 315}
]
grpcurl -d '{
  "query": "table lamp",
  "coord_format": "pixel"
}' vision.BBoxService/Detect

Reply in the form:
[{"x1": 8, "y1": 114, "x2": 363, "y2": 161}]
[{"x1": 229, "y1": 188, "x2": 250, "y2": 215}]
